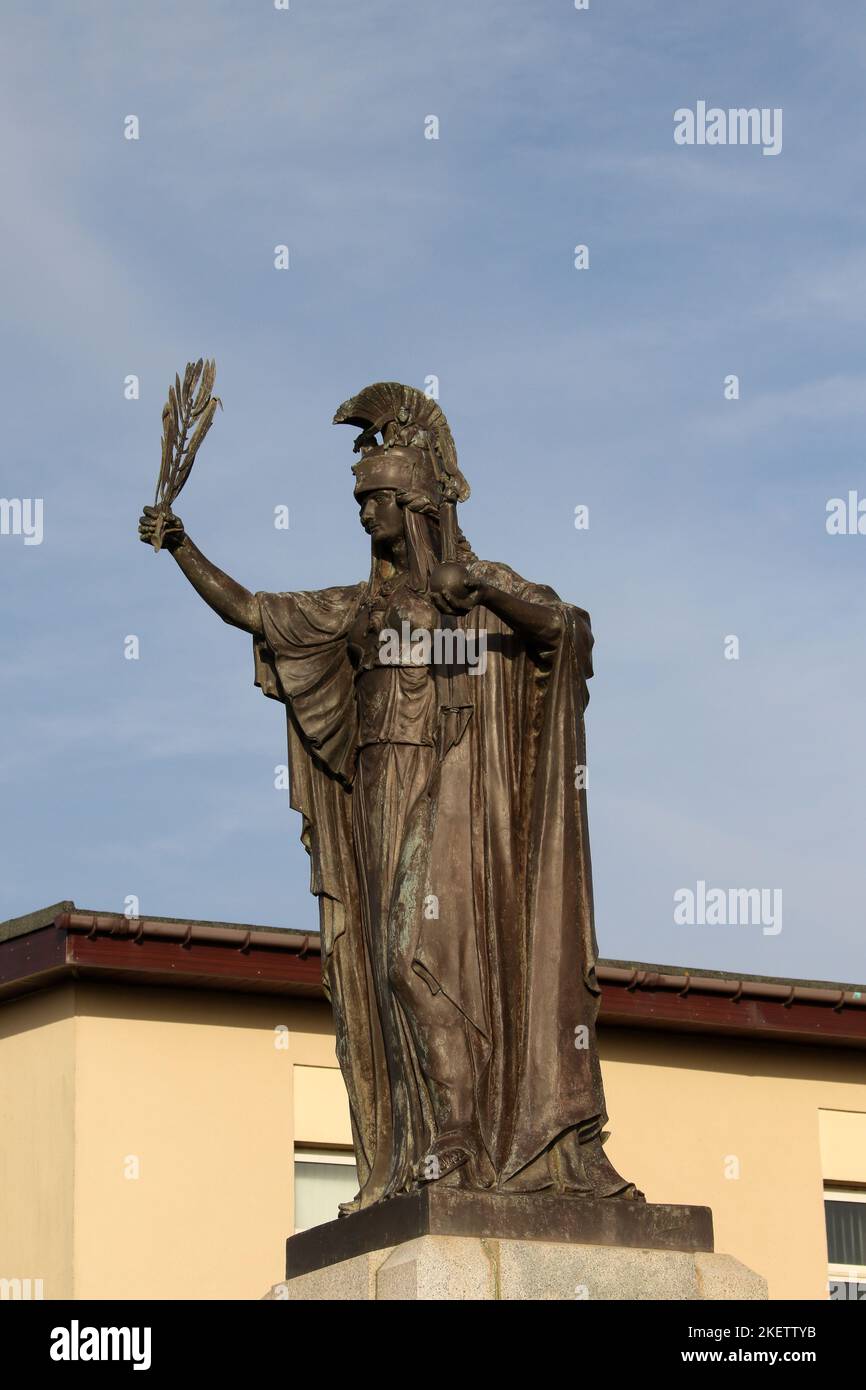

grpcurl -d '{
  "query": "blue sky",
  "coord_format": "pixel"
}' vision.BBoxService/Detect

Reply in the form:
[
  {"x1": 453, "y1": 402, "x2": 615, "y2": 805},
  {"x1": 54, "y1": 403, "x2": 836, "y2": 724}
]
[{"x1": 2, "y1": 1, "x2": 865, "y2": 983}]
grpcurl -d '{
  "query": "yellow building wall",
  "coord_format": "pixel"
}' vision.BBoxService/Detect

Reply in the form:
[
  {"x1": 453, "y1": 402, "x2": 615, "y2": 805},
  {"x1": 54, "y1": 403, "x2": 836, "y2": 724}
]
[
  {"x1": 599, "y1": 1026, "x2": 866, "y2": 1301},
  {"x1": 819, "y1": 1108, "x2": 866, "y2": 1182},
  {"x1": 294, "y1": 1064, "x2": 354, "y2": 1148},
  {"x1": 1, "y1": 980, "x2": 864, "y2": 1301},
  {"x1": 72, "y1": 983, "x2": 341, "y2": 1300},
  {"x1": 0, "y1": 985, "x2": 76, "y2": 1300}
]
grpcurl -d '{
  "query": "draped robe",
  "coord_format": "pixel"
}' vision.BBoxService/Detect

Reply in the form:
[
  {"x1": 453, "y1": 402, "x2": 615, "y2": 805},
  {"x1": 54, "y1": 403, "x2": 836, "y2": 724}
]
[{"x1": 252, "y1": 560, "x2": 608, "y2": 1205}]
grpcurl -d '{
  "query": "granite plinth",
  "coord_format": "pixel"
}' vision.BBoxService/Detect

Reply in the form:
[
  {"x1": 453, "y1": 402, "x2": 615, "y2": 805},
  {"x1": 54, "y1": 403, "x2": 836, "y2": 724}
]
[{"x1": 266, "y1": 1234, "x2": 767, "y2": 1301}]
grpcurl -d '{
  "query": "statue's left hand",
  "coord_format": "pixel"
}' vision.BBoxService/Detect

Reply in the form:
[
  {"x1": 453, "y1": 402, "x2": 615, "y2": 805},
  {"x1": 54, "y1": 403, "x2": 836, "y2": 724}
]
[{"x1": 429, "y1": 562, "x2": 483, "y2": 616}]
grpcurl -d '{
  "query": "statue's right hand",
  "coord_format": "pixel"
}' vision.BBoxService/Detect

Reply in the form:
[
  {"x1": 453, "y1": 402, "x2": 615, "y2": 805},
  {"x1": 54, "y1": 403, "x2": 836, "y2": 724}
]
[{"x1": 138, "y1": 505, "x2": 185, "y2": 552}]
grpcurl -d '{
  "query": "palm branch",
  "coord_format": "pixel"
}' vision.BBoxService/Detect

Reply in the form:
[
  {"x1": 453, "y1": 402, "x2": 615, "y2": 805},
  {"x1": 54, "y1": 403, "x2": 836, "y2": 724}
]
[{"x1": 151, "y1": 358, "x2": 222, "y2": 551}]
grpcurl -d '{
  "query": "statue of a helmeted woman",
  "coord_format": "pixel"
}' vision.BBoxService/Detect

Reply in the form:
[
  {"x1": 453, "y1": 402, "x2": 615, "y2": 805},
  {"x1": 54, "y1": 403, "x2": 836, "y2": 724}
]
[{"x1": 139, "y1": 381, "x2": 640, "y2": 1208}]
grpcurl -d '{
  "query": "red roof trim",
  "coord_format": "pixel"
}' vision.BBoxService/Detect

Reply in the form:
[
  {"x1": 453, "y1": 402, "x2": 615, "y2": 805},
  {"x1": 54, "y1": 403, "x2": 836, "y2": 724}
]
[{"x1": 0, "y1": 908, "x2": 863, "y2": 1047}]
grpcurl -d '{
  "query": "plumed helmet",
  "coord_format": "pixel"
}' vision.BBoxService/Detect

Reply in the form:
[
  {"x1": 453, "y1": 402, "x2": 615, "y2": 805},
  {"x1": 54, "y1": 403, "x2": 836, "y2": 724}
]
[{"x1": 333, "y1": 382, "x2": 470, "y2": 505}]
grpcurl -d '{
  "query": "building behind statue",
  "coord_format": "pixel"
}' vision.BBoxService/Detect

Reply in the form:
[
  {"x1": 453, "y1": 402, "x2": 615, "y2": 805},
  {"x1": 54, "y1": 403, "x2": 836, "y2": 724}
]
[{"x1": 0, "y1": 902, "x2": 864, "y2": 1301}]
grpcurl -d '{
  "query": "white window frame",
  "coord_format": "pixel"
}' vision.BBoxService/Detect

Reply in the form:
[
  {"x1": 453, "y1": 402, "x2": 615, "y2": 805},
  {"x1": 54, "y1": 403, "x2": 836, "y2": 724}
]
[
  {"x1": 293, "y1": 1148, "x2": 358, "y2": 1234},
  {"x1": 294, "y1": 1147, "x2": 356, "y2": 1166},
  {"x1": 825, "y1": 1186, "x2": 866, "y2": 1291}
]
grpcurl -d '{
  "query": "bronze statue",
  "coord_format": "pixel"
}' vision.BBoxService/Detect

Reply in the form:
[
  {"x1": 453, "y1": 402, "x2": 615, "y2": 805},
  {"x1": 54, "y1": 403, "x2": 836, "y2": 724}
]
[{"x1": 139, "y1": 379, "x2": 640, "y2": 1210}]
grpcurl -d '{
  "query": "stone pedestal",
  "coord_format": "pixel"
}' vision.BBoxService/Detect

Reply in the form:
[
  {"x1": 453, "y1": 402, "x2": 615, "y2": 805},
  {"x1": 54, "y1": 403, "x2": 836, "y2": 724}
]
[
  {"x1": 266, "y1": 1234, "x2": 766, "y2": 1300},
  {"x1": 264, "y1": 1188, "x2": 767, "y2": 1300}
]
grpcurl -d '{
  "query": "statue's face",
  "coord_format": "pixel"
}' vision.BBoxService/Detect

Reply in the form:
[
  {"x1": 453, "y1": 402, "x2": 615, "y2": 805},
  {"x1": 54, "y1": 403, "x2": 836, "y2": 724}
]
[{"x1": 359, "y1": 489, "x2": 402, "y2": 544}]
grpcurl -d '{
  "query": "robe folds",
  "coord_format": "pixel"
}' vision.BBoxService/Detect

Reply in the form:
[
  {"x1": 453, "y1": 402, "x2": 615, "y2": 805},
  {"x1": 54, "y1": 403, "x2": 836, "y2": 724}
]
[{"x1": 252, "y1": 560, "x2": 608, "y2": 1204}]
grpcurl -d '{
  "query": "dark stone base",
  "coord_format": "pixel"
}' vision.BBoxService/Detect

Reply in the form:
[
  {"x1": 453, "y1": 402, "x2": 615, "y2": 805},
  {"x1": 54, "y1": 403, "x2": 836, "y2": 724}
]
[{"x1": 286, "y1": 1187, "x2": 714, "y2": 1279}]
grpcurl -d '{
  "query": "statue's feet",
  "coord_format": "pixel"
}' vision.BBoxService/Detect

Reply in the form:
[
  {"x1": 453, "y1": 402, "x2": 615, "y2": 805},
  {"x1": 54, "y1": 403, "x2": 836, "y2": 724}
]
[
  {"x1": 577, "y1": 1136, "x2": 645, "y2": 1201},
  {"x1": 606, "y1": 1181, "x2": 645, "y2": 1201},
  {"x1": 337, "y1": 1197, "x2": 361, "y2": 1218}
]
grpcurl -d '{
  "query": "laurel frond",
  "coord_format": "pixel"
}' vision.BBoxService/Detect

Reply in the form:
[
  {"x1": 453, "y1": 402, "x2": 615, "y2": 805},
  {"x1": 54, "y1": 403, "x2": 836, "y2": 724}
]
[
  {"x1": 174, "y1": 396, "x2": 217, "y2": 494},
  {"x1": 150, "y1": 358, "x2": 221, "y2": 550}
]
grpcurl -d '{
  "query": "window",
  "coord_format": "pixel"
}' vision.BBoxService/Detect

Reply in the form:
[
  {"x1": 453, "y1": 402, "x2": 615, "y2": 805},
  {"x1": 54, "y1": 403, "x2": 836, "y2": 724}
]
[
  {"x1": 293, "y1": 1148, "x2": 358, "y2": 1232},
  {"x1": 825, "y1": 1187, "x2": 866, "y2": 1301}
]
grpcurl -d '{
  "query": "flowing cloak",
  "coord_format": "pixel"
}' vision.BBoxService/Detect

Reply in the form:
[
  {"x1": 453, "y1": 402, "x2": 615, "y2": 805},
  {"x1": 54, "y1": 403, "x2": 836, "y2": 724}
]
[{"x1": 252, "y1": 560, "x2": 607, "y2": 1195}]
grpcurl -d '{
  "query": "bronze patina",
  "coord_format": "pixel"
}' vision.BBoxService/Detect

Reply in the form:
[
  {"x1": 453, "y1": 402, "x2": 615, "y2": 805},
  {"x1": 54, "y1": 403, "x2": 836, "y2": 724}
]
[{"x1": 139, "y1": 379, "x2": 641, "y2": 1211}]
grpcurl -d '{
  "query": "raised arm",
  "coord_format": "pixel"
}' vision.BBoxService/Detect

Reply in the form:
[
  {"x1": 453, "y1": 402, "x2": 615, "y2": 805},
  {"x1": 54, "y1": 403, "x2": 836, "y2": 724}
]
[{"x1": 138, "y1": 507, "x2": 263, "y2": 637}]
